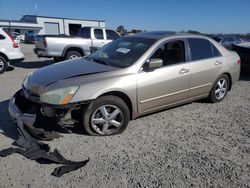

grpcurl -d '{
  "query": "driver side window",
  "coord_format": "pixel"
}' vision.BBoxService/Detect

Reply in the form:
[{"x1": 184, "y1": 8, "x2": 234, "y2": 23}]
[{"x1": 151, "y1": 40, "x2": 186, "y2": 66}]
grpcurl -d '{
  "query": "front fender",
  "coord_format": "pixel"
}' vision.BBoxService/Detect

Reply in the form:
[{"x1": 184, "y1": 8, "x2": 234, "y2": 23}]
[{"x1": 70, "y1": 74, "x2": 137, "y2": 104}]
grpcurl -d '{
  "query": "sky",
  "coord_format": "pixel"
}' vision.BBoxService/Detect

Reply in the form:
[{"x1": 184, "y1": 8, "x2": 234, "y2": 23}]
[{"x1": 0, "y1": 0, "x2": 249, "y2": 34}]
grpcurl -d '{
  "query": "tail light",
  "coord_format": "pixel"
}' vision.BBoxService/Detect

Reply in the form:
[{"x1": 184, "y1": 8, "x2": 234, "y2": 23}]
[
  {"x1": 237, "y1": 59, "x2": 241, "y2": 65},
  {"x1": 4, "y1": 29, "x2": 18, "y2": 48},
  {"x1": 43, "y1": 39, "x2": 47, "y2": 47}
]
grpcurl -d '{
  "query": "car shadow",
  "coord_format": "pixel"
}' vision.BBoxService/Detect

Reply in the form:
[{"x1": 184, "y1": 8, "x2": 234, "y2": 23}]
[
  {"x1": 0, "y1": 99, "x2": 19, "y2": 141},
  {"x1": 10, "y1": 60, "x2": 54, "y2": 69},
  {"x1": 240, "y1": 73, "x2": 250, "y2": 81}
]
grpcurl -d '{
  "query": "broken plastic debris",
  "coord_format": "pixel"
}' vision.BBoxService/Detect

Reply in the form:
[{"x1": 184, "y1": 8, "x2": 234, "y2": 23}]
[{"x1": 0, "y1": 124, "x2": 89, "y2": 177}]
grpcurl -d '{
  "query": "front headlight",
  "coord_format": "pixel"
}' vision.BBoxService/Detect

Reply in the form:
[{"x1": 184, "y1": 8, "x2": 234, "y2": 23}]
[{"x1": 40, "y1": 86, "x2": 79, "y2": 105}]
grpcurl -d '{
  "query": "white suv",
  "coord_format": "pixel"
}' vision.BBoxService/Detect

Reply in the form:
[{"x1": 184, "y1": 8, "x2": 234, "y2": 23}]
[{"x1": 0, "y1": 28, "x2": 25, "y2": 73}]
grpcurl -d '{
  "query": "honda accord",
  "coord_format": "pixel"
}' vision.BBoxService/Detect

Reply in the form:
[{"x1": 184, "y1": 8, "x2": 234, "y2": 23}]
[{"x1": 9, "y1": 31, "x2": 241, "y2": 136}]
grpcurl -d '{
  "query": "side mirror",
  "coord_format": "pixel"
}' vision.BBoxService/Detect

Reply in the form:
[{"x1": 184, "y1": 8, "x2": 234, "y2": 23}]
[{"x1": 148, "y1": 58, "x2": 163, "y2": 70}]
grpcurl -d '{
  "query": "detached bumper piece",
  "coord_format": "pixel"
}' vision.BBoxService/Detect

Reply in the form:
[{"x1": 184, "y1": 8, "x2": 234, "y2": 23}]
[
  {"x1": 9, "y1": 90, "x2": 79, "y2": 140},
  {"x1": 0, "y1": 124, "x2": 90, "y2": 177}
]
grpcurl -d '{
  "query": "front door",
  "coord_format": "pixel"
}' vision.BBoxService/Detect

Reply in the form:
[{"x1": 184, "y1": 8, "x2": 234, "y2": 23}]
[
  {"x1": 92, "y1": 28, "x2": 107, "y2": 48},
  {"x1": 137, "y1": 40, "x2": 191, "y2": 114}
]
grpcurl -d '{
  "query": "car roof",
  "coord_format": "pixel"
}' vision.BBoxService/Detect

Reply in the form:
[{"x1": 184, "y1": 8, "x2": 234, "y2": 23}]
[{"x1": 126, "y1": 31, "x2": 208, "y2": 40}]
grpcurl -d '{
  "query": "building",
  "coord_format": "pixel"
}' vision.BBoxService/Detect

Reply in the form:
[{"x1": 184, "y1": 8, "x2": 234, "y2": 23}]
[{"x1": 0, "y1": 15, "x2": 106, "y2": 39}]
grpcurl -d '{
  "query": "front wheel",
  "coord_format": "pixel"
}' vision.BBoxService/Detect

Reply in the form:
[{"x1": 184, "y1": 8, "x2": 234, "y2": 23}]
[
  {"x1": 0, "y1": 56, "x2": 8, "y2": 74},
  {"x1": 82, "y1": 96, "x2": 130, "y2": 136},
  {"x1": 208, "y1": 74, "x2": 229, "y2": 103}
]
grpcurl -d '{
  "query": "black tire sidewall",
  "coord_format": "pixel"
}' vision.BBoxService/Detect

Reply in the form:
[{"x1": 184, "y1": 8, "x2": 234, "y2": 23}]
[
  {"x1": 0, "y1": 56, "x2": 8, "y2": 74},
  {"x1": 82, "y1": 96, "x2": 130, "y2": 136},
  {"x1": 209, "y1": 74, "x2": 229, "y2": 103},
  {"x1": 66, "y1": 51, "x2": 82, "y2": 60}
]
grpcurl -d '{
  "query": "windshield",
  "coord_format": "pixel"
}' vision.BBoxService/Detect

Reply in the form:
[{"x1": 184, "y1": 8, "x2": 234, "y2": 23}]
[{"x1": 87, "y1": 37, "x2": 156, "y2": 68}]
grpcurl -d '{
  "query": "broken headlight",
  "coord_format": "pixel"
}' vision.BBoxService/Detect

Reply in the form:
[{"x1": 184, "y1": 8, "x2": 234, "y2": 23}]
[{"x1": 40, "y1": 86, "x2": 79, "y2": 105}]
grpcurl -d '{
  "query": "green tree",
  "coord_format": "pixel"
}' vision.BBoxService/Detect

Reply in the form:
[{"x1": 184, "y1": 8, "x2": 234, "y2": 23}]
[
  {"x1": 187, "y1": 30, "x2": 201, "y2": 34},
  {"x1": 116, "y1": 25, "x2": 126, "y2": 36}
]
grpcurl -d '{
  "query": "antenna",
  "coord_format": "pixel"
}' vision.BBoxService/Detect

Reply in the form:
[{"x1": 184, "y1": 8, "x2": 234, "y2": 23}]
[{"x1": 35, "y1": 1, "x2": 38, "y2": 16}]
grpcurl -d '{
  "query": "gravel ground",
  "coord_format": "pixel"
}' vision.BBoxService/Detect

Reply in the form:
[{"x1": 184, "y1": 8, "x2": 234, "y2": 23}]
[{"x1": 0, "y1": 44, "x2": 250, "y2": 187}]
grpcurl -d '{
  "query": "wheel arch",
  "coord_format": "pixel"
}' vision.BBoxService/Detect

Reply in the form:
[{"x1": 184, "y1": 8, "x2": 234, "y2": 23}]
[
  {"x1": 99, "y1": 91, "x2": 133, "y2": 120},
  {"x1": 0, "y1": 52, "x2": 9, "y2": 62},
  {"x1": 62, "y1": 45, "x2": 85, "y2": 57},
  {"x1": 222, "y1": 72, "x2": 232, "y2": 91}
]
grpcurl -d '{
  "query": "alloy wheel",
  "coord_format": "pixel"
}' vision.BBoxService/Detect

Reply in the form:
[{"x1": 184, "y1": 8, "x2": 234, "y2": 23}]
[
  {"x1": 0, "y1": 59, "x2": 4, "y2": 71},
  {"x1": 215, "y1": 77, "x2": 227, "y2": 100},
  {"x1": 91, "y1": 105, "x2": 124, "y2": 135}
]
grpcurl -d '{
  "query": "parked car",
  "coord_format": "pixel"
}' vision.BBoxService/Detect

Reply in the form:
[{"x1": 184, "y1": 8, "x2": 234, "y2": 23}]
[
  {"x1": 0, "y1": 28, "x2": 25, "y2": 73},
  {"x1": 24, "y1": 32, "x2": 37, "y2": 44},
  {"x1": 211, "y1": 36, "x2": 223, "y2": 43},
  {"x1": 232, "y1": 42, "x2": 250, "y2": 73},
  {"x1": 9, "y1": 32, "x2": 240, "y2": 136},
  {"x1": 34, "y1": 27, "x2": 120, "y2": 62},
  {"x1": 221, "y1": 37, "x2": 240, "y2": 49},
  {"x1": 212, "y1": 36, "x2": 241, "y2": 49}
]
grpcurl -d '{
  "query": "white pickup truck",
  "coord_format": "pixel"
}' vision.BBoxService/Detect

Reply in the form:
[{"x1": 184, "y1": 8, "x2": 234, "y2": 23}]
[{"x1": 34, "y1": 27, "x2": 120, "y2": 62}]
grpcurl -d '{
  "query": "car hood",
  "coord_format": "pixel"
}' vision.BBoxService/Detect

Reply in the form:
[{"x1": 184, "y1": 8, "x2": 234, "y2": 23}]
[{"x1": 25, "y1": 58, "x2": 119, "y2": 94}]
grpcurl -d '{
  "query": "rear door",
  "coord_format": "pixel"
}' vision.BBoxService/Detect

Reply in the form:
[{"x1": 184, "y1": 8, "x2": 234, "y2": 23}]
[
  {"x1": 137, "y1": 39, "x2": 191, "y2": 113},
  {"x1": 187, "y1": 38, "x2": 224, "y2": 97}
]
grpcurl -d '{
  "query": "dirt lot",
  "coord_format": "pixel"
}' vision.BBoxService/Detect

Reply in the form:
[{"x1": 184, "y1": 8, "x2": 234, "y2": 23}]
[{"x1": 0, "y1": 43, "x2": 250, "y2": 187}]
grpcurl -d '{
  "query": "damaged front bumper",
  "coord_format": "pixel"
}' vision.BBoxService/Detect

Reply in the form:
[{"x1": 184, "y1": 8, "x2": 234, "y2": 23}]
[
  {"x1": 9, "y1": 92, "x2": 36, "y2": 128},
  {"x1": 8, "y1": 90, "x2": 85, "y2": 140}
]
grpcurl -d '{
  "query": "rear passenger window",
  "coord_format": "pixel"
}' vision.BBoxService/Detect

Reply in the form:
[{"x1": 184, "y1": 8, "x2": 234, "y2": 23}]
[
  {"x1": 211, "y1": 43, "x2": 222, "y2": 57},
  {"x1": 188, "y1": 38, "x2": 214, "y2": 61},
  {"x1": 94, "y1": 29, "x2": 104, "y2": 39},
  {"x1": 79, "y1": 27, "x2": 90, "y2": 38},
  {"x1": 0, "y1": 34, "x2": 5, "y2": 40},
  {"x1": 106, "y1": 30, "x2": 120, "y2": 40}
]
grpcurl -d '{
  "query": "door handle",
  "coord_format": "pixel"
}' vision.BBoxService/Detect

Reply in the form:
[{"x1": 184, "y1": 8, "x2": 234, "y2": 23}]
[
  {"x1": 179, "y1": 68, "x2": 190, "y2": 74},
  {"x1": 215, "y1": 61, "x2": 223, "y2": 65}
]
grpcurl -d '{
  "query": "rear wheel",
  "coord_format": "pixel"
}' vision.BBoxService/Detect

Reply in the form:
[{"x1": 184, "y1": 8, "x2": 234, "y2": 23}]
[
  {"x1": 65, "y1": 51, "x2": 82, "y2": 60},
  {"x1": 208, "y1": 74, "x2": 229, "y2": 103},
  {"x1": 82, "y1": 95, "x2": 130, "y2": 136},
  {"x1": 0, "y1": 56, "x2": 8, "y2": 74}
]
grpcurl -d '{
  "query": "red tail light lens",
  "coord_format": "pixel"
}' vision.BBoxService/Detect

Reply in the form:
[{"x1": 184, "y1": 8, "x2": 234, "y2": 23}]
[
  {"x1": 3, "y1": 29, "x2": 18, "y2": 48},
  {"x1": 237, "y1": 59, "x2": 241, "y2": 65},
  {"x1": 43, "y1": 39, "x2": 47, "y2": 47},
  {"x1": 12, "y1": 42, "x2": 19, "y2": 48}
]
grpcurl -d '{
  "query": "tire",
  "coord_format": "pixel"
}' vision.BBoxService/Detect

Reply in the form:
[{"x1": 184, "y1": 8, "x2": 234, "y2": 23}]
[
  {"x1": 82, "y1": 95, "x2": 130, "y2": 136},
  {"x1": 0, "y1": 56, "x2": 8, "y2": 74},
  {"x1": 65, "y1": 51, "x2": 82, "y2": 60},
  {"x1": 208, "y1": 74, "x2": 229, "y2": 103}
]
